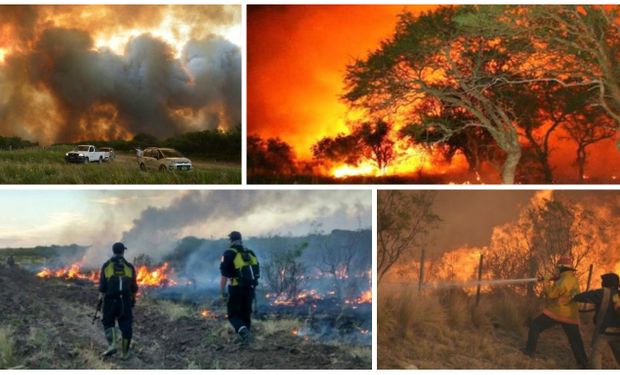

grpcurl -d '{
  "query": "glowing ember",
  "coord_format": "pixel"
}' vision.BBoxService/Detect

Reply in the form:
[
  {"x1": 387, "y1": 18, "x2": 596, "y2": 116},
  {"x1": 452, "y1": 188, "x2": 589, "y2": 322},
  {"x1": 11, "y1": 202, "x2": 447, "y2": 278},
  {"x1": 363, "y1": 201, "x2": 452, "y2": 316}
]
[
  {"x1": 199, "y1": 308, "x2": 219, "y2": 319},
  {"x1": 345, "y1": 289, "x2": 372, "y2": 304}
]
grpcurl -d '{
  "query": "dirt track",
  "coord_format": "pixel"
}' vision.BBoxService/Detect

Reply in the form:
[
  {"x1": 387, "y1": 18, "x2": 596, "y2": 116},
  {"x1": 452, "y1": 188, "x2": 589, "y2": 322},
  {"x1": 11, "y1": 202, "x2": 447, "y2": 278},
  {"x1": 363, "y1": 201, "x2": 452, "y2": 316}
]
[{"x1": 0, "y1": 265, "x2": 370, "y2": 369}]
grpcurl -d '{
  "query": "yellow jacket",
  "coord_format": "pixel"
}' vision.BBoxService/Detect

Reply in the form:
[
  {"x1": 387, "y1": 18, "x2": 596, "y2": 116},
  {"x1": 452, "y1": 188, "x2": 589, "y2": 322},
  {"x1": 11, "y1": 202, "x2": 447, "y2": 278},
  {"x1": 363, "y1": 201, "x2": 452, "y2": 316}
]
[{"x1": 542, "y1": 270, "x2": 581, "y2": 324}]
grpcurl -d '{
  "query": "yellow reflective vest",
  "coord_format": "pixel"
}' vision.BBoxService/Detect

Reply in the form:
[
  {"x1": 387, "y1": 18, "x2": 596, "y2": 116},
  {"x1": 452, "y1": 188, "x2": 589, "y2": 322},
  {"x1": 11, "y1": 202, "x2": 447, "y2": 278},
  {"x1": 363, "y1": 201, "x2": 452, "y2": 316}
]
[{"x1": 542, "y1": 270, "x2": 581, "y2": 324}]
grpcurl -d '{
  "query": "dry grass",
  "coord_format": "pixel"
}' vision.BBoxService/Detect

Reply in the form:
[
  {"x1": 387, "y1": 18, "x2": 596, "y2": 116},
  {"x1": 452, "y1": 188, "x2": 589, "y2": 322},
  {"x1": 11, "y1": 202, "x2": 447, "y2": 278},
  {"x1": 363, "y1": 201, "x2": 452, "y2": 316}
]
[
  {"x1": 379, "y1": 284, "x2": 619, "y2": 369},
  {"x1": 255, "y1": 319, "x2": 301, "y2": 336},
  {"x1": 152, "y1": 300, "x2": 194, "y2": 321}
]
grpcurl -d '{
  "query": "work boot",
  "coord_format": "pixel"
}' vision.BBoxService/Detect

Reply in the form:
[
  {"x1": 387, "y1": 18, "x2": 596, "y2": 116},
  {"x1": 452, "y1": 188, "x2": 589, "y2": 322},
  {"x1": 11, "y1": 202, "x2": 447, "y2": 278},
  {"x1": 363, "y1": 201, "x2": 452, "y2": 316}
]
[
  {"x1": 238, "y1": 326, "x2": 253, "y2": 345},
  {"x1": 101, "y1": 328, "x2": 117, "y2": 357},
  {"x1": 121, "y1": 338, "x2": 132, "y2": 361}
]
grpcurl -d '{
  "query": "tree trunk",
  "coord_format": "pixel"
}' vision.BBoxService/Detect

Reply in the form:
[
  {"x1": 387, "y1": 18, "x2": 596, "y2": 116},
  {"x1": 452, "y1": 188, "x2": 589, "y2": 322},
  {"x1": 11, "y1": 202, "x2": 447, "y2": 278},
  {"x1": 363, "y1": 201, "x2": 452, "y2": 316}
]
[
  {"x1": 501, "y1": 148, "x2": 522, "y2": 184},
  {"x1": 577, "y1": 146, "x2": 586, "y2": 182}
]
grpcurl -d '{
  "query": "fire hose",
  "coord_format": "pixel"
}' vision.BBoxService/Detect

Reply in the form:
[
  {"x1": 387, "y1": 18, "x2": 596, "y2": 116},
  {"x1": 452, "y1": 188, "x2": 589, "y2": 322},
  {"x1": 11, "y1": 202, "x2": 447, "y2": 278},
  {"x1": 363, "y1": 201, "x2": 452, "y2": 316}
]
[{"x1": 420, "y1": 277, "x2": 539, "y2": 290}]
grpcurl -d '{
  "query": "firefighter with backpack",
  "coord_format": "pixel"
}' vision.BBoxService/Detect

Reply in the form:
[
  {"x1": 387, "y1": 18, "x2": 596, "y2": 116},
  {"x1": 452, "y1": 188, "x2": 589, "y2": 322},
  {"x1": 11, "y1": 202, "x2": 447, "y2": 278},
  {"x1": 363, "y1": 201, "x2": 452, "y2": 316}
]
[
  {"x1": 98, "y1": 242, "x2": 138, "y2": 360},
  {"x1": 573, "y1": 272, "x2": 620, "y2": 368},
  {"x1": 220, "y1": 231, "x2": 260, "y2": 344}
]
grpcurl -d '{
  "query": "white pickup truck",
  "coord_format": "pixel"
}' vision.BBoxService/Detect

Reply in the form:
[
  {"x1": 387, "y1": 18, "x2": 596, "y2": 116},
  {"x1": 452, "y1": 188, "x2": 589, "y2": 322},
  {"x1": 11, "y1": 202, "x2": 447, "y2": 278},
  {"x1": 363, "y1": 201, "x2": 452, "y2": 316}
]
[{"x1": 64, "y1": 145, "x2": 109, "y2": 164}]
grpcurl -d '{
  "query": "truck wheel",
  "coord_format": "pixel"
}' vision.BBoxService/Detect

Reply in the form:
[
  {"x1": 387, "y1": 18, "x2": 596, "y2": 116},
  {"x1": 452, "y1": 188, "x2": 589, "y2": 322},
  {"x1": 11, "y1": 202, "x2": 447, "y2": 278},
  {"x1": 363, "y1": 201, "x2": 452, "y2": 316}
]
[
  {"x1": 139, "y1": 163, "x2": 147, "y2": 171},
  {"x1": 98, "y1": 157, "x2": 102, "y2": 164},
  {"x1": 84, "y1": 157, "x2": 89, "y2": 164}
]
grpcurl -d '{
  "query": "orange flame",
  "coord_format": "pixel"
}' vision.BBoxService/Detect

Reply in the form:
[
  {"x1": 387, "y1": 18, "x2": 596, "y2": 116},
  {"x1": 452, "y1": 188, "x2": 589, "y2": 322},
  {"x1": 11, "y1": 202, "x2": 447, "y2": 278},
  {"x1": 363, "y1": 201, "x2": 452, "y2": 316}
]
[
  {"x1": 36, "y1": 263, "x2": 98, "y2": 283},
  {"x1": 36, "y1": 262, "x2": 179, "y2": 288},
  {"x1": 345, "y1": 289, "x2": 372, "y2": 304},
  {"x1": 136, "y1": 262, "x2": 176, "y2": 287}
]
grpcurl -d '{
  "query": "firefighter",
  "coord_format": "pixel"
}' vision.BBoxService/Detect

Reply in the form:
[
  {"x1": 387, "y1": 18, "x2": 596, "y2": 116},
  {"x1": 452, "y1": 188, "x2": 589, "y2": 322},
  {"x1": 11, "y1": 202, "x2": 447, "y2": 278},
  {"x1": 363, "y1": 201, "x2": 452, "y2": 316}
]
[
  {"x1": 98, "y1": 242, "x2": 138, "y2": 360},
  {"x1": 522, "y1": 255, "x2": 588, "y2": 368},
  {"x1": 573, "y1": 273, "x2": 620, "y2": 368},
  {"x1": 219, "y1": 231, "x2": 260, "y2": 344}
]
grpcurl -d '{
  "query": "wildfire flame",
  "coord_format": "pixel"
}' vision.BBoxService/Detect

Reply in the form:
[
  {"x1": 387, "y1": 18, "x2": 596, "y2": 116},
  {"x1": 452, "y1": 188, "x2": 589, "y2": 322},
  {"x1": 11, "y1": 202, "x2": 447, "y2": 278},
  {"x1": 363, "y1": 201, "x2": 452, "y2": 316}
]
[
  {"x1": 136, "y1": 262, "x2": 176, "y2": 287},
  {"x1": 36, "y1": 262, "x2": 179, "y2": 288},
  {"x1": 199, "y1": 308, "x2": 220, "y2": 320},
  {"x1": 36, "y1": 263, "x2": 98, "y2": 283},
  {"x1": 345, "y1": 289, "x2": 372, "y2": 305}
]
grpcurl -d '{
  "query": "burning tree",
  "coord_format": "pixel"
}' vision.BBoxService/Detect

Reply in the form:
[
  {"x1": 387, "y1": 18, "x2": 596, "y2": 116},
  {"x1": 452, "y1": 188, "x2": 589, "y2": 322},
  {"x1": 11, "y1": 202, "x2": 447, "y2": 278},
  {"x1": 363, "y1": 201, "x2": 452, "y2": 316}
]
[
  {"x1": 318, "y1": 229, "x2": 363, "y2": 300},
  {"x1": 344, "y1": 6, "x2": 536, "y2": 183},
  {"x1": 248, "y1": 135, "x2": 298, "y2": 177},
  {"x1": 377, "y1": 191, "x2": 439, "y2": 283},
  {"x1": 263, "y1": 242, "x2": 308, "y2": 302},
  {"x1": 518, "y1": 5, "x2": 620, "y2": 146},
  {"x1": 485, "y1": 193, "x2": 610, "y2": 297},
  {"x1": 313, "y1": 120, "x2": 396, "y2": 175},
  {"x1": 401, "y1": 105, "x2": 502, "y2": 175}
]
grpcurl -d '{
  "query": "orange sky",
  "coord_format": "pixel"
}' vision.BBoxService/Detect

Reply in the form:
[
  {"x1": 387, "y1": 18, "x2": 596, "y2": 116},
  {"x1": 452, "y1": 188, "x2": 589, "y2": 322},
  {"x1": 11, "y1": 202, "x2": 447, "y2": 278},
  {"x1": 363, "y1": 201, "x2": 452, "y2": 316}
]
[{"x1": 248, "y1": 5, "x2": 437, "y2": 159}]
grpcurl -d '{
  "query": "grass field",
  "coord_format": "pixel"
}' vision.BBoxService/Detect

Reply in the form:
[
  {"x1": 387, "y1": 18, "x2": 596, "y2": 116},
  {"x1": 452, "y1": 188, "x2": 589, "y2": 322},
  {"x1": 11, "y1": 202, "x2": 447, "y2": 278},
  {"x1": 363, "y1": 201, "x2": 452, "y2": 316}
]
[{"x1": 0, "y1": 146, "x2": 240, "y2": 184}]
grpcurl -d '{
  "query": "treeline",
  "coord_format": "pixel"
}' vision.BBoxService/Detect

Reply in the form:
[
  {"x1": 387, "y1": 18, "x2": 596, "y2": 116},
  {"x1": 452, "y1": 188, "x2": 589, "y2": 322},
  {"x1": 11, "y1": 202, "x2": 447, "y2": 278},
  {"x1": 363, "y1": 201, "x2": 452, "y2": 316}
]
[
  {"x1": 62, "y1": 127, "x2": 241, "y2": 162},
  {"x1": 0, "y1": 136, "x2": 38, "y2": 150},
  {"x1": 157, "y1": 230, "x2": 372, "y2": 300},
  {"x1": 0, "y1": 244, "x2": 87, "y2": 266}
]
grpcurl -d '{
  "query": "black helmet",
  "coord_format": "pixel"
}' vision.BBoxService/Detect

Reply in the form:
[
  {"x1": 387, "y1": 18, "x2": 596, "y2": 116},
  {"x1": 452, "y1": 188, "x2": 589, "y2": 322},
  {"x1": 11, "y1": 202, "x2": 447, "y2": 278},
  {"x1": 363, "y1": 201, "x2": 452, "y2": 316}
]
[
  {"x1": 602, "y1": 273, "x2": 620, "y2": 289},
  {"x1": 228, "y1": 231, "x2": 242, "y2": 241},
  {"x1": 112, "y1": 242, "x2": 127, "y2": 254}
]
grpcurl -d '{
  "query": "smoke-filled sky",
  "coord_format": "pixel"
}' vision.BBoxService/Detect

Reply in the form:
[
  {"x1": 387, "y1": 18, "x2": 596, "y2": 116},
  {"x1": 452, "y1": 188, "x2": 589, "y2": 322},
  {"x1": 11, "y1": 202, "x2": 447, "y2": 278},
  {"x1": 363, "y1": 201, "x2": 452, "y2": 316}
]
[
  {"x1": 248, "y1": 5, "x2": 433, "y2": 159},
  {"x1": 0, "y1": 5, "x2": 241, "y2": 144},
  {"x1": 0, "y1": 190, "x2": 371, "y2": 266},
  {"x1": 428, "y1": 190, "x2": 620, "y2": 257},
  {"x1": 247, "y1": 5, "x2": 620, "y2": 181}
]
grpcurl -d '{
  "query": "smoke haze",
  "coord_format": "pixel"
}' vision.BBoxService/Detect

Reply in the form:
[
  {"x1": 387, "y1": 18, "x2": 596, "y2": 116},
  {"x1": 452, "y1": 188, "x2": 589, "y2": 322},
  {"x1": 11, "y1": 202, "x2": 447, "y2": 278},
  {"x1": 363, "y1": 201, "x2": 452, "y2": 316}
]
[{"x1": 0, "y1": 5, "x2": 241, "y2": 144}]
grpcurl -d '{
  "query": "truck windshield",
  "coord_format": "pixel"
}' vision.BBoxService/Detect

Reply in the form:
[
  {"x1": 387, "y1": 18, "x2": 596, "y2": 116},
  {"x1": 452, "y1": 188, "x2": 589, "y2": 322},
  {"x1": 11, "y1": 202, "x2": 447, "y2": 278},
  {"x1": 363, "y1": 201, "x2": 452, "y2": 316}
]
[
  {"x1": 77, "y1": 146, "x2": 90, "y2": 151},
  {"x1": 160, "y1": 149, "x2": 184, "y2": 158}
]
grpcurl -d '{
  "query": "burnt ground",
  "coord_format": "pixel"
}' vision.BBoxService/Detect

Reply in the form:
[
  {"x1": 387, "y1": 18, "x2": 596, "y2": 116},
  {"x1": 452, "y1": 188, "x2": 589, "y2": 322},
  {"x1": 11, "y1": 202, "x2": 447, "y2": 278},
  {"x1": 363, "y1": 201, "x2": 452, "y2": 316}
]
[{"x1": 0, "y1": 265, "x2": 371, "y2": 369}]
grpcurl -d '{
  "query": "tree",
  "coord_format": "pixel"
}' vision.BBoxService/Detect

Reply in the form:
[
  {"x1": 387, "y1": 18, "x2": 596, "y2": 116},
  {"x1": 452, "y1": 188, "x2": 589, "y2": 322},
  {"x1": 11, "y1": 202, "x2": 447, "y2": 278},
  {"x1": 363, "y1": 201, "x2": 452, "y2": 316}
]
[
  {"x1": 263, "y1": 242, "x2": 308, "y2": 302},
  {"x1": 485, "y1": 194, "x2": 605, "y2": 297},
  {"x1": 312, "y1": 120, "x2": 396, "y2": 175},
  {"x1": 377, "y1": 191, "x2": 439, "y2": 283},
  {"x1": 344, "y1": 6, "x2": 534, "y2": 183},
  {"x1": 247, "y1": 135, "x2": 298, "y2": 177},
  {"x1": 356, "y1": 120, "x2": 396, "y2": 175},
  {"x1": 401, "y1": 105, "x2": 502, "y2": 174},
  {"x1": 524, "y1": 5, "x2": 620, "y2": 147},
  {"x1": 312, "y1": 133, "x2": 361, "y2": 166},
  {"x1": 560, "y1": 89, "x2": 616, "y2": 181},
  {"x1": 318, "y1": 229, "x2": 362, "y2": 299}
]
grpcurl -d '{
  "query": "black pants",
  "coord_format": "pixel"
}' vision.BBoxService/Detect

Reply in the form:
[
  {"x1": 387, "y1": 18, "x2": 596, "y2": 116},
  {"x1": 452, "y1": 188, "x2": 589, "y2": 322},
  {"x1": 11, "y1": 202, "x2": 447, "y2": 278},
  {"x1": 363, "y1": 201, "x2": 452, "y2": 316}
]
[
  {"x1": 102, "y1": 295, "x2": 133, "y2": 340},
  {"x1": 526, "y1": 313, "x2": 588, "y2": 367},
  {"x1": 227, "y1": 285, "x2": 254, "y2": 333}
]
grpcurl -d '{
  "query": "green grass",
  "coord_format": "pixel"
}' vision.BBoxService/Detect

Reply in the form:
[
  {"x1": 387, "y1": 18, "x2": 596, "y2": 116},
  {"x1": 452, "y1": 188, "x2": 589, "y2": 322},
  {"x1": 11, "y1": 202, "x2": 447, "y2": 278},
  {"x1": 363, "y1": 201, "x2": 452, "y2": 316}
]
[
  {"x1": 0, "y1": 146, "x2": 240, "y2": 184},
  {"x1": 0, "y1": 326, "x2": 16, "y2": 369}
]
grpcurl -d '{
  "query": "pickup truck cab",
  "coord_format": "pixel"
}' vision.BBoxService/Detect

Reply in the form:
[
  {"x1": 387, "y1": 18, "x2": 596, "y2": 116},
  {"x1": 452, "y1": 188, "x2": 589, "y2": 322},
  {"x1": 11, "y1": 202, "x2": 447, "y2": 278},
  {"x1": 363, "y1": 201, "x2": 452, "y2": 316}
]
[
  {"x1": 65, "y1": 145, "x2": 109, "y2": 164},
  {"x1": 138, "y1": 147, "x2": 193, "y2": 171}
]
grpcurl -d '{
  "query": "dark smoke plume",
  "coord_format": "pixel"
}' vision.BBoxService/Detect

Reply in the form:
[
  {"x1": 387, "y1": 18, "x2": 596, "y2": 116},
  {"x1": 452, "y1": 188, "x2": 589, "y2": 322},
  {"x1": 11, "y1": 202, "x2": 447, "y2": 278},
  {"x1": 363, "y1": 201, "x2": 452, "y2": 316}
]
[{"x1": 0, "y1": 5, "x2": 240, "y2": 143}]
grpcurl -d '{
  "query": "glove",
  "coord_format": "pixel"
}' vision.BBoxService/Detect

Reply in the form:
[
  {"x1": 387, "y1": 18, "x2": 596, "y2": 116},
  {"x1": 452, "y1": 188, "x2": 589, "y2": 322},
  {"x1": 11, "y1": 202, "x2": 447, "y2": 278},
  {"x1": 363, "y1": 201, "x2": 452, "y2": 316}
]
[{"x1": 537, "y1": 275, "x2": 552, "y2": 282}]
